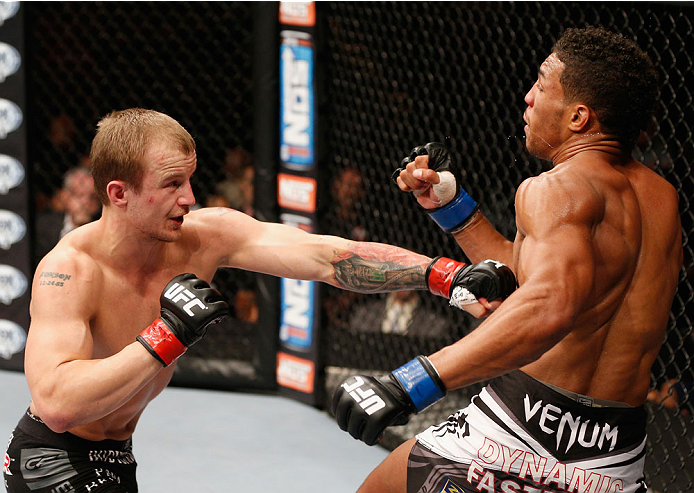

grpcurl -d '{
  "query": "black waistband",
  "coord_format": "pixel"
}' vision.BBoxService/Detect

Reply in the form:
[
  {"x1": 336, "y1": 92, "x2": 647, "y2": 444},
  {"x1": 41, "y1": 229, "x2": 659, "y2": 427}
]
[
  {"x1": 486, "y1": 371, "x2": 647, "y2": 462},
  {"x1": 16, "y1": 409, "x2": 132, "y2": 452},
  {"x1": 490, "y1": 371, "x2": 647, "y2": 419}
]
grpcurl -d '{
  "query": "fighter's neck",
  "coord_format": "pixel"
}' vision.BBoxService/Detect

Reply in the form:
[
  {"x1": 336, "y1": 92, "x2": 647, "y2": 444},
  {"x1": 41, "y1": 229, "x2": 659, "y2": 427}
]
[
  {"x1": 91, "y1": 214, "x2": 170, "y2": 273},
  {"x1": 550, "y1": 133, "x2": 627, "y2": 167}
]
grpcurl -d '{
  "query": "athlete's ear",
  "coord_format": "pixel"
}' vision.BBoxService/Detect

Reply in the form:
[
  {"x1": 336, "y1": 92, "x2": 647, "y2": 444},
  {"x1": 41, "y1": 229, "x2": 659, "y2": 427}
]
[
  {"x1": 106, "y1": 180, "x2": 128, "y2": 209},
  {"x1": 568, "y1": 103, "x2": 591, "y2": 133}
]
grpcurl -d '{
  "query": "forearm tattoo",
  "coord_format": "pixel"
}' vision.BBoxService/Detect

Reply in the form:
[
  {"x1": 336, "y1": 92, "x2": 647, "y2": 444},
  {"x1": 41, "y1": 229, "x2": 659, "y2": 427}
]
[
  {"x1": 331, "y1": 243, "x2": 428, "y2": 292},
  {"x1": 38, "y1": 271, "x2": 72, "y2": 287}
]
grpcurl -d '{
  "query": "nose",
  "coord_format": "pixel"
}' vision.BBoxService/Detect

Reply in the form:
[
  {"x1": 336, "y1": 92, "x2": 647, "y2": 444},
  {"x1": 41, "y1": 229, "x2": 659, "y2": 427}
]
[
  {"x1": 524, "y1": 85, "x2": 534, "y2": 106},
  {"x1": 179, "y1": 181, "x2": 196, "y2": 207}
]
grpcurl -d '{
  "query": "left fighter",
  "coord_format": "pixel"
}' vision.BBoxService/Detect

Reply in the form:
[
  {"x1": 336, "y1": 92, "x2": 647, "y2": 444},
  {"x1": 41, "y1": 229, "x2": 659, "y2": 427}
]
[{"x1": 3, "y1": 108, "x2": 515, "y2": 492}]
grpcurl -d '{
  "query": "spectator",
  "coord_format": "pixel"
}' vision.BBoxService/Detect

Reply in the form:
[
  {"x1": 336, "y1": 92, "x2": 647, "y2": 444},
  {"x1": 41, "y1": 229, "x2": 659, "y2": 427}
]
[
  {"x1": 332, "y1": 166, "x2": 366, "y2": 241},
  {"x1": 215, "y1": 146, "x2": 254, "y2": 216},
  {"x1": 648, "y1": 377, "x2": 693, "y2": 415},
  {"x1": 205, "y1": 194, "x2": 231, "y2": 209},
  {"x1": 350, "y1": 290, "x2": 451, "y2": 337},
  {"x1": 34, "y1": 165, "x2": 101, "y2": 263}
]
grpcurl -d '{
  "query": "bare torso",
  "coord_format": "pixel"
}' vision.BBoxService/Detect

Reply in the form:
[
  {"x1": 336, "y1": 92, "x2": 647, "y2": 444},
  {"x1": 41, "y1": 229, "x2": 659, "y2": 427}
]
[
  {"x1": 26, "y1": 204, "x2": 397, "y2": 441},
  {"x1": 28, "y1": 210, "x2": 224, "y2": 441},
  {"x1": 515, "y1": 157, "x2": 682, "y2": 405}
]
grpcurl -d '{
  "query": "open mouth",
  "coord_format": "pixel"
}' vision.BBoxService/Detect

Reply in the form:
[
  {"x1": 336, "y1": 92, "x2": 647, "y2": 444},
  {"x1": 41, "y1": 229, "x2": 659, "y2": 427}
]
[{"x1": 171, "y1": 216, "x2": 184, "y2": 226}]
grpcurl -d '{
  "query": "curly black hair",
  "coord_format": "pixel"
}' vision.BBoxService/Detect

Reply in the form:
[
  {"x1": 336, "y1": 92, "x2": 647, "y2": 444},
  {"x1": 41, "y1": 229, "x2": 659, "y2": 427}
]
[{"x1": 552, "y1": 26, "x2": 660, "y2": 150}]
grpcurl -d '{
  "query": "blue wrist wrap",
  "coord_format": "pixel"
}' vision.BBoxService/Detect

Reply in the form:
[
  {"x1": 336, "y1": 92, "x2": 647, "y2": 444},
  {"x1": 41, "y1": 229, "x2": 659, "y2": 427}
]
[
  {"x1": 428, "y1": 188, "x2": 478, "y2": 233},
  {"x1": 392, "y1": 357, "x2": 445, "y2": 412}
]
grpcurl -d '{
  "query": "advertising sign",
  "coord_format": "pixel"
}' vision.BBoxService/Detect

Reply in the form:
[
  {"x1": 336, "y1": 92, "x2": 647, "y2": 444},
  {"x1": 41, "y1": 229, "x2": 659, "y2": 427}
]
[
  {"x1": 0, "y1": 2, "x2": 29, "y2": 371},
  {"x1": 279, "y1": 30, "x2": 314, "y2": 170}
]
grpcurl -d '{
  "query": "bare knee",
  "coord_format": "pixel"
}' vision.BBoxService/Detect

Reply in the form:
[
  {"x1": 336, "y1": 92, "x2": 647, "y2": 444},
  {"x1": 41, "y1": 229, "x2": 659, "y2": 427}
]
[{"x1": 357, "y1": 438, "x2": 416, "y2": 493}]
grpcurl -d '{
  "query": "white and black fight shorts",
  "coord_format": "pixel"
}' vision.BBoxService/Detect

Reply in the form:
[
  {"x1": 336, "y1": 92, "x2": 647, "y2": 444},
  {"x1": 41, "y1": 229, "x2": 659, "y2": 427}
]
[
  {"x1": 409, "y1": 370, "x2": 648, "y2": 493},
  {"x1": 4, "y1": 410, "x2": 138, "y2": 492}
]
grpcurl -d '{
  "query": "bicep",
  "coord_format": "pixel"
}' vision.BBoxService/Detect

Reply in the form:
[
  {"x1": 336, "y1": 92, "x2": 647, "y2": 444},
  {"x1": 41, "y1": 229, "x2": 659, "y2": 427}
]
[
  {"x1": 24, "y1": 259, "x2": 97, "y2": 390},
  {"x1": 208, "y1": 208, "x2": 341, "y2": 281},
  {"x1": 518, "y1": 226, "x2": 595, "y2": 318},
  {"x1": 210, "y1": 208, "x2": 432, "y2": 290},
  {"x1": 515, "y1": 176, "x2": 598, "y2": 320}
]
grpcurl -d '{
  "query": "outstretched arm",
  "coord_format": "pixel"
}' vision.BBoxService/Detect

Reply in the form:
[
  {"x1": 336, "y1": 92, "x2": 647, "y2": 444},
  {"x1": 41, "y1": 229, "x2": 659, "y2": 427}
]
[
  {"x1": 195, "y1": 207, "x2": 514, "y2": 315},
  {"x1": 214, "y1": 207, "x2": 433, "y2": 291}
]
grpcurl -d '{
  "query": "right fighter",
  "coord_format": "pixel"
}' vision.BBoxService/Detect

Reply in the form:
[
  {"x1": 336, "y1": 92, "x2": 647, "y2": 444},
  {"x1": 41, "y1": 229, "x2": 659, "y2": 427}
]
[{"x1": 332, "y1": 26, "x2": 683, "y2": 493}]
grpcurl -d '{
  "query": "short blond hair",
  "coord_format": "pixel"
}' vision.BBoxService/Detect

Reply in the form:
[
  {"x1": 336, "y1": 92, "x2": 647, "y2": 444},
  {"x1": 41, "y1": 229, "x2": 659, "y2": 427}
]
[{"x1": 89, "y1": 108, "x2": 196, "y2": 205}]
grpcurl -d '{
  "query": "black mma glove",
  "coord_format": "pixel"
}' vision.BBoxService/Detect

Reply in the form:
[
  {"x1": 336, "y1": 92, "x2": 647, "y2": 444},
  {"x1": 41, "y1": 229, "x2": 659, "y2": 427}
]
[
  {"x1": 427, "y1": 257, "x2": 517, "y2": 302},
  {"x1": 332, "y1": 356, "x2": 446, "y2": 445},
  {"x1": 137, "y1": 273, "x2": 230, "y2": 366},
  {"x1": 394, "y1": 140, "x2": 479, "y2": 233}
]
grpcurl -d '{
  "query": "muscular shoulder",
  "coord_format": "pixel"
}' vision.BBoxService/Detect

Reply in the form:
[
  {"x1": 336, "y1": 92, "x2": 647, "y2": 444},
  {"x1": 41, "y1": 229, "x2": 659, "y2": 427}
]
[
  {"x1": 516, "y1": 166, "x2": 602, "y2": 237},
  {"x1": 31, "y1": 244, "x2": 103, "y2": 318},
  {"x1": 35, "y1": 242, "x2": 102, "y2": 285},
  {"x1": 180, "y1": 207, "x2": 260, "y2": 265},
  {"x1": 184, "y1": 206, "x2": 249, "y2": 228},
  {"x1": 182, "y1": 207, "x2": 258, "y2": 241}
]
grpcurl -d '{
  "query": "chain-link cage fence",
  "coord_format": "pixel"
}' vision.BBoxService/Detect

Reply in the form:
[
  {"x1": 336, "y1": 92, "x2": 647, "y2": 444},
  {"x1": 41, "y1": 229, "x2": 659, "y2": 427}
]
[
  {"x1": 318, "y1": 2, "x2": 693, "y2": 491},
  {"x1": 24, "y1": 2, "x2": 267, "y2": 386},
  {"x1": 21, "y1": 1, "x2": 694, "y2": 490}
]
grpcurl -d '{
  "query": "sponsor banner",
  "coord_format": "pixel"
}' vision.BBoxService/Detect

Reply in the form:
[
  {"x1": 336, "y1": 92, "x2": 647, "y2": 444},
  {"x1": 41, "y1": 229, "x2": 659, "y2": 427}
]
[
  {"x1": 0, "y1": 3, "x2": 29, "y2": 371},
  {"x1": 277, "y1": 212, "x2": 320, "y2": 399},
  {"x1": 0, "y1": 42, "x2": 21, "y2": 83},
  {"x1": 280, "y1": 30, "x2": 314, "y2": 170},
  {"x1": 279, "y1": 1, "x2": 315, "y2": 27},
  {"x1": 279, "y1": 278, "x2": 315, "y2": 350},
  {"x1": 0, "y1": 319, "x2": 25, "y2": 360},
  {"x1": 0, "y1": 2, "x2": 20, "y2": 25},
  {"x1": 0, "y1": 98, "x2": 22, "y2": 139},
  {"x1": 0, "y1": 263, "x2": 28, "y2": 305},
  {"x1": 277, "y1": 13, "x2": 321, "y2": 403},
  {"x1": 277, "y1": 173, "x2": 316, "y2": 213},
  {"x1": 0, "y1": 153, "x2": 24, "y2": 195},
  {"x1": 0, "y1": 209, "x2": 25, "y2": 250},
  {"x1": 276, "y1": 351, "x2": 315, "y2": 393}
]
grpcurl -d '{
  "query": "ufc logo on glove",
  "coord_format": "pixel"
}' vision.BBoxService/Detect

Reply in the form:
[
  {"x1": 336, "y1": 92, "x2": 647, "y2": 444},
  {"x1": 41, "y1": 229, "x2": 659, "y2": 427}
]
[
  {"x1": 163, "y1": 282, "x2": 207, "y2": 316},
  {"x1": 342, "y1": 376, "x2": 386, "y2": 415},
  {"x1": 137, "y1": 274, "x2": 229, "y2": 367}
]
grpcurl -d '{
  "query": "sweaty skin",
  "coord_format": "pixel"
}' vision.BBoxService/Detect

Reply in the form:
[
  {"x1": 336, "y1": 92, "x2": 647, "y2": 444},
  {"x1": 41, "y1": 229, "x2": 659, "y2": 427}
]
[
  {"x1": 377, "y1": 52, "x2": 683, "y2": 493},
  {"x1": 398, "y1": 54, "x2": 682, "y2": 406},
  {"x1": 25, "y1": 139, "x2": 442, "y2": 442},
  {"x1": 432, "y1": 150, "x2": 682, "y2": 405}
]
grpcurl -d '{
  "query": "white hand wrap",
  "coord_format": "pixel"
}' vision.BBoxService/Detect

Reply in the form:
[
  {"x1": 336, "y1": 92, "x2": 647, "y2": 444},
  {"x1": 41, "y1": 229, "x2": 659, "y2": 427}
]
[{"x1": 414, "y1": 171, "x2": 457, "y2": 207}]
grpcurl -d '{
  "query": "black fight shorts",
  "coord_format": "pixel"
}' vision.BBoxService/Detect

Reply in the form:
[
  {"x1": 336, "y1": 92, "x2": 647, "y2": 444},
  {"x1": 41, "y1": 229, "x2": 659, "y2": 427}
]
[
  {"x1": 408, "y1": 371, "x2": 648, "y2": 493},
  {"x1": 4, "y1": 410, "x2": 138, "y2": 493}
]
